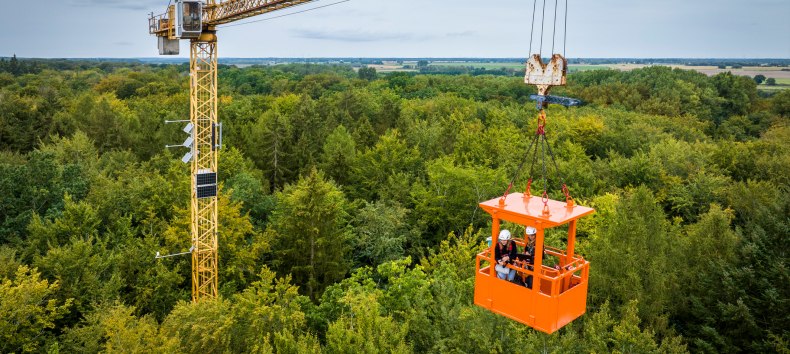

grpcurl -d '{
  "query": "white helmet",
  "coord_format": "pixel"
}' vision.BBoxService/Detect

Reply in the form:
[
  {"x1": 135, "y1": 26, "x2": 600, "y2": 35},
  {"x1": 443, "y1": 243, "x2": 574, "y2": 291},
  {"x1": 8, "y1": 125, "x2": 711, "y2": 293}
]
[
  {"x1": 525, "y1": 226, "x2": 537, "y2": 236},
  {"x1": 498, "y1": 230, "x2": 511, "y2": 241}
]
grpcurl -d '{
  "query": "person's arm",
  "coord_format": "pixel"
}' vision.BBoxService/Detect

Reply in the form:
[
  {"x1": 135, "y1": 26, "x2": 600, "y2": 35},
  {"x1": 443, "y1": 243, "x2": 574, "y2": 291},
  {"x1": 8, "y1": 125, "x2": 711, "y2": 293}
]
[{"x1": 508, "y1": 242, "x2": 518, "y2": 263}]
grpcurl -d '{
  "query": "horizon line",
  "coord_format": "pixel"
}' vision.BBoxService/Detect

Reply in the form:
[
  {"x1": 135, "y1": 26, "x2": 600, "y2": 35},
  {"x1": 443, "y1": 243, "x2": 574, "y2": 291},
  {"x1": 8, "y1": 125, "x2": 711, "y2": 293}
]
[{"x1": 2, "y1": 56, "x2": 790, "y2": 61}]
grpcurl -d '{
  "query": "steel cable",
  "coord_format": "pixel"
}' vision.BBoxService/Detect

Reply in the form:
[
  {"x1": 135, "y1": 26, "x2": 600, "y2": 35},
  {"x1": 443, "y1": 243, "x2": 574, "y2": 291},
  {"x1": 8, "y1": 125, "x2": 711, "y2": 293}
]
[
  {"x1": 564, "y1": 0, "x2": 569, "y2": 58},
  {"x1": 539, "y1": 0, "x2": 547, "y2": 57},
  {"x1": 543, "y1": 131, "x2": 569, "y2": 193},
  {"x1": 504, "y1": 129, "x2": 541, "y2": 197},
  {"x1": 541, "y1": 133, "x2": 548, "y2": 195},
  {"x1": 529, "y1": 0, "x2": 538, "y2": 55},
  {"x1": 551, "y1": 0, "x2": 558, "y2": 55}
]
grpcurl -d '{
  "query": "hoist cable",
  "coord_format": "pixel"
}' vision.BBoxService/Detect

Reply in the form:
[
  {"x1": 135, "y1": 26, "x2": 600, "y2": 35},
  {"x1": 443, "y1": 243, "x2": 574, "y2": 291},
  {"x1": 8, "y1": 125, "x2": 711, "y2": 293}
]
[
  {"x1": 504, "y1": 130, "x2": 541, "y2": 197},
  {"x1": 544, "y1": 131, "x2": 568, "y2": 190},
  {"x1": 539, "y1": 0, "x2": 547, "y2": 57},
  {"x1": 527, "y1": 131, "x2": 541, "y2": 181},
  {"x1": 551, "y1": 0, "x2": 558, "y2": 55},
  {"x1": 528, "y1": 114, "x2": 545, "y2": 180},
  {"x1": 541, "y1": 133, "x2": 549, "y2": 195},
  {"x1": 528, "y1": 0, "x2": 537, "y2": 55},
  {"x1": 563, "y1": 0, "x2": 569, "y2": 58}
]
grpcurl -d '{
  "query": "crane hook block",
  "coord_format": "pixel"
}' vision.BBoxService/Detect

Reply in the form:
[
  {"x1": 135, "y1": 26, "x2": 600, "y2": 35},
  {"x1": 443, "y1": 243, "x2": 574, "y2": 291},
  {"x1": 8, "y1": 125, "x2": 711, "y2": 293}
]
[{"x1": 524, "y1": 54, "x2": 567, "y2": 96}]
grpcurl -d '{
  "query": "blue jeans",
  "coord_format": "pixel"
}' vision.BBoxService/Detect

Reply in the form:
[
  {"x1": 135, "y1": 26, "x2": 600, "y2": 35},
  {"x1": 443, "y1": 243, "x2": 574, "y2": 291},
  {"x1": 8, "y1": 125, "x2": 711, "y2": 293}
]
[{"x1": 496, "y1": 265, "x2": 516, "y2": 281}]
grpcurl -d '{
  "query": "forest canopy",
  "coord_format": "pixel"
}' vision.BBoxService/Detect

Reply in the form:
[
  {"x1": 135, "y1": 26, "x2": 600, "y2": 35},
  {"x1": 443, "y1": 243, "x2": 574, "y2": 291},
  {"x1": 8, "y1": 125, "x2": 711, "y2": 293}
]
[{"x1": 0, "y1": 60, "x2": 788, "y2": 353}]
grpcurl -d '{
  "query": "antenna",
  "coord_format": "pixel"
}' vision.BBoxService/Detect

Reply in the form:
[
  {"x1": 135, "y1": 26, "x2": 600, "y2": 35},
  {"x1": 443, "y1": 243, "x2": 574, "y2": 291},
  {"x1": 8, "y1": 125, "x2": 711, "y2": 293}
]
[
  {"x1": 155, "y1": 245, "x2": 195, "y2": 259},
  {"x1": 165, "y1": 120, "x2": 195, "y2": 163}
]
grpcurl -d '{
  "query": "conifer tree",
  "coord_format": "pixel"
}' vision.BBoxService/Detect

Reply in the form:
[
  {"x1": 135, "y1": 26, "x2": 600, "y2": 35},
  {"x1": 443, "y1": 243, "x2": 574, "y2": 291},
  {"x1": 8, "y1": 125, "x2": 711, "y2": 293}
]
[{"x1": 269, "y1": 168, "x2": 351, "y2": 300}]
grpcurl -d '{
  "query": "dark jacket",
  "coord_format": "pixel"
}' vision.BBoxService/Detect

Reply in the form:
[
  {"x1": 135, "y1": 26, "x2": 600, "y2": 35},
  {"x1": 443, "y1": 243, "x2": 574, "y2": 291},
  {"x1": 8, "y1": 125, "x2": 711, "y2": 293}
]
[
  {"x1": 495, "y1": 240, "x2": 517, "y2": 265},
  {"x1": 522, "y1": 241, "x2": 545, "y2": 268},
  {"x1": 525, "y1": 243, "x2": 535, "y2": 261}
]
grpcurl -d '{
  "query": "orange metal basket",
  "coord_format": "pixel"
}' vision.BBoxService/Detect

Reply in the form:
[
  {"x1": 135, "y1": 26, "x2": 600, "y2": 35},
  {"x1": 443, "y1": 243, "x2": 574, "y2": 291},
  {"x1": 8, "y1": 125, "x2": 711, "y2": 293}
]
[{"x1": 475, "y1": 193, "x2": 594, "y2": 334}]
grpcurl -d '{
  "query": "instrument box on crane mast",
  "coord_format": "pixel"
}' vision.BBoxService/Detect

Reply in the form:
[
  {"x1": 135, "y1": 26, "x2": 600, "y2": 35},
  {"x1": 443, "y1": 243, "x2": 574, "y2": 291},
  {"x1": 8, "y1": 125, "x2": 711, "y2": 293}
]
[{"x1": 158, "y1": 37, "x2": 179, "y2": 55}]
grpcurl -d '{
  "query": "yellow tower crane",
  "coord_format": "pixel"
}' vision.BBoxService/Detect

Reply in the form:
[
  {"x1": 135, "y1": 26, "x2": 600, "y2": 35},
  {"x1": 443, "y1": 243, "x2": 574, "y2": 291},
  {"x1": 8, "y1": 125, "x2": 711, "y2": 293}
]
[{"x1": 149, "y1": 0, "x2": 318, "y2": 302}]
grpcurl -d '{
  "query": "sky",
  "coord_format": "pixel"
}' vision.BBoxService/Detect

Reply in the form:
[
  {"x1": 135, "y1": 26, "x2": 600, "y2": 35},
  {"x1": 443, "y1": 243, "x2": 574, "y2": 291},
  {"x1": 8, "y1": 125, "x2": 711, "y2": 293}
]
[{"x1": 1, "y1": 0, "x2": 788, "y2": 58}]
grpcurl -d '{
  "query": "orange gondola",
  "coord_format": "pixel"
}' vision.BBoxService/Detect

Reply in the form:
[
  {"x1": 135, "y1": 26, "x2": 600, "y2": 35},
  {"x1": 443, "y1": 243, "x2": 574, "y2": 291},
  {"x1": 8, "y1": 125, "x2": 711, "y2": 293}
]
[{"x1": 474, "y1": 192, "x2": 594, "y2": 334}]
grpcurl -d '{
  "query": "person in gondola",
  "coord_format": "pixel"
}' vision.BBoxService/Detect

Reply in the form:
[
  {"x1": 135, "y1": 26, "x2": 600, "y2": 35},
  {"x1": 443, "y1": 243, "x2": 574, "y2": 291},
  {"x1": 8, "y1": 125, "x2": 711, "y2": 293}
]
[
  {"x1": 517, "y1": 226, "x2": 539, "y2": 288},
  {"x1": 495, "y1": 229, "x2": 518, "y2": 282}
]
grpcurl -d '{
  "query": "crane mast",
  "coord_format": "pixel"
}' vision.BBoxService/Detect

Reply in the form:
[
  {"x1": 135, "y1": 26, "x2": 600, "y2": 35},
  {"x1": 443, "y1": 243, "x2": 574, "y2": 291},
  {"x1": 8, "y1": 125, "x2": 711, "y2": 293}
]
[{"x1": 149, "y1": 0, "x2": 317, "y2": 302}]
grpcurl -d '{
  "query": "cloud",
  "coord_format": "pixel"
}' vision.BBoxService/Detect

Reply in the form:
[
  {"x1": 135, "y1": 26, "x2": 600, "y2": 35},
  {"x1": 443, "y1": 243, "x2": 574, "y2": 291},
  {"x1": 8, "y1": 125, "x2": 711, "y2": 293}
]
[
  {"x1": 67, "y1": 0, "x2": 162, "y2": 11},
  {"x1": 292, "y1": 29, "x2": 433, "y2": 42},
  {"x1": 446, "y1": 31, "x2": 476, "y2": 38},
  {"x1": 114, "y1": 41, "x2": 134, "y2": 46}
]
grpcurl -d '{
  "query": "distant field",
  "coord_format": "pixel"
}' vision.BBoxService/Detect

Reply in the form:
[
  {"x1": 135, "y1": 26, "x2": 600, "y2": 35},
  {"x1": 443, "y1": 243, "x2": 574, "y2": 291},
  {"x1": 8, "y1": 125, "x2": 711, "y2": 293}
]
[
  {"x1": 428, "y1": 62, "x2": 612, "y2": 72},
  {"x1": 429, "y1": 62, "x2": 525, "y2": 69},
  {"x1": 757, "y1": 77, "x2": 790, "y2": 91},
  {"x1": 362, "y1": 62, "x2": 789, "y2": 90},
  {"x1": 595, "y1": 64, "x2": 790, "y2": 91},
  {"x1": 367, "y1": 64, "x2": 417, "y2": 73},
  {"x1": 568, "y1": 65, "x2": 610, "y2": 72},
  {"x1": 604, "y1": 64, "x2": 790, "y2": 78}
]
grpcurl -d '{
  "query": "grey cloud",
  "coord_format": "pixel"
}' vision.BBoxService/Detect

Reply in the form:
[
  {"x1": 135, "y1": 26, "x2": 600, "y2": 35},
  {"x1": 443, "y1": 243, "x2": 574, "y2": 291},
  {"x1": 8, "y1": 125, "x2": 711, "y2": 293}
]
[
  {"x1": 292, "y1": 29, "x2": 433, "y2": 42},
  {"x1": 68, "y1": 0, "x2": 162, "y2": 11},
  {"x1": 446, "y1": 31, "x2": 475, "y2": 38},
  {"x1": 114, "y1": 41, "x2": 134, "y2": 46}
]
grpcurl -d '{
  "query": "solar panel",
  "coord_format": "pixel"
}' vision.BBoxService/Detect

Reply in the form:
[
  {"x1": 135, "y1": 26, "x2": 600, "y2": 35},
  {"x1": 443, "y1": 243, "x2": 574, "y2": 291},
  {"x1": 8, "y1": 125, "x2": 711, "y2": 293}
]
[
  {"x1": 197, "y1": 185, "x2": 217, "y2": 199},
  {"x1": 195, "y1": 172, "x2": 217, "y2": 199},
  {"x1": 196, "y1": 172, "x2": 217, "y2": 186}
]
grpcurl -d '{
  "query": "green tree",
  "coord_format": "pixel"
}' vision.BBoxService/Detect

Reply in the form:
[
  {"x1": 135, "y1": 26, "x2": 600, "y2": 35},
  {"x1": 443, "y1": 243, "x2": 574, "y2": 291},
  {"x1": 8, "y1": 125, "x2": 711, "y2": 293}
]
[
  {"x1": 160, "y1": 298, "x2": 236, "y2": 353},
  {"x1": 0, "y1": 91, "x2": 57, "y2": 152},
  {"x1": 221, "y1": 147, "x2": 272, "y2": 226},
  {"x1": 665, "y1": 171, "x2": 729, "y2": 222},
  {"x1": 325, "y1": 291, "x2": 410, "y2": 354},
  {"x1": 25, "y1": 195, "x2": 100, "y2": 258},
  {"x1": 410, "y1": 157, "x2": 506, "y2": 247},
  {"x1": 753, "y1": 74, "x2": 766, "y2": 84},
  {"x1": 269, "y1": 168, "x2": 351, "y2": 300},
  {"x1": 578, "y1": 301, "x2": 687, "y2": 354},
  {"x1": 0, "y1": 265, "x2": 72, "y2": 353},
  {"x1": 672, "y1": 205, "x2": 739, "y2": 353},
  {"x1": 320, "y1": 125, "x2": 357, "y2": 187},
  {"x1": 587, "y1": 187, "x2": 679, "y2": 326},
  {"x1": 351, "y1": 129, "x2": 421, "y2": 202},
  {"x1": 351, "y1": 201, "x2": 412, "y2": 267},
  {"x1": 706, "y1": 181, "x2": 790, "y2": 352},
  {"x1": 766, "y1": 77, "x2": 777, "y2": 86},
  {"x1": 358, "y1": 66, "x2": 377, "y2": 81},
  {"x1": 770, "y1": 89, "x2": 790, "y2": 117},
  {"x1": 32, "y1": 235, "x2": 123, "y2": 320},
  {"x1": 711, "y1": 72, "x2": 757, "y2": 122},
  {"x1": 8, "y1": 54, "x2": 20, "y2": 75},
  {"x1": 229, "y1": 268, "x2": 320, "y2": 353},
  {"x1": 60, "y1": 303, "x2": 177, "y2": 353},
  {"x1": 250, "y1": 95, "x2": 298, "y2": 191},
  {"x1": 67, "y1": 94, "x2": 136, "y2": 153}
]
